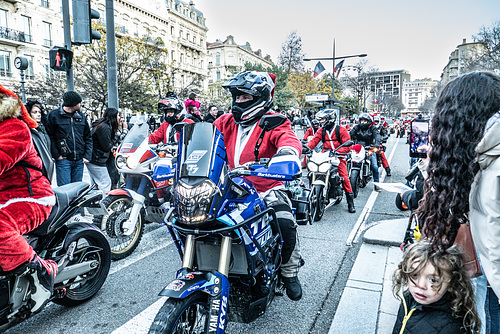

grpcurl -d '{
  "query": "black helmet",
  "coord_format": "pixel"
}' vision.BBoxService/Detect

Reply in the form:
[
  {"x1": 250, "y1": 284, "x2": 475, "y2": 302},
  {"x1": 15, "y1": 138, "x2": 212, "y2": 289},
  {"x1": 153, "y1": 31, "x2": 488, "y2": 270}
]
[
  {"x1": 158, "y1": 92, "x2": 183, "y2": 123},
  {"x1": 315, "y1": 109, "x2": 337, "y2": 130},
  {"x1": 373, "y1": 115, "x2": 380, "y2": 124},
  {"x1": 222, "y1": 71, "x2": 275, "y2": 126},
  {"x1": 358, "y1": 113, "x2": 373, "y2": 130}
]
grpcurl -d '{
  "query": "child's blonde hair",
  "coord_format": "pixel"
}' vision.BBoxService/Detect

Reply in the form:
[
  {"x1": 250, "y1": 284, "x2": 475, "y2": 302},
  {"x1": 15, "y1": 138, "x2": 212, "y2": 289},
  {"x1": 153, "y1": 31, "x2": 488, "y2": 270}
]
[{"x1": 392, "y1": 240, "x2": 480, "y2": 334}]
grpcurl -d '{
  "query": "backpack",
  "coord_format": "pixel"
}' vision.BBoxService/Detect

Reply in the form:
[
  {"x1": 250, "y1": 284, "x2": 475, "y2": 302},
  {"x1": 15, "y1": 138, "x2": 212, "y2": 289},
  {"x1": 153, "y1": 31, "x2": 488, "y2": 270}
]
[
  {"x1": 30, "y1": 128, "x2": 55, "y2": 183},
  {"x1": 321, "y1": 125, "x2": 341, "y2": 145}
]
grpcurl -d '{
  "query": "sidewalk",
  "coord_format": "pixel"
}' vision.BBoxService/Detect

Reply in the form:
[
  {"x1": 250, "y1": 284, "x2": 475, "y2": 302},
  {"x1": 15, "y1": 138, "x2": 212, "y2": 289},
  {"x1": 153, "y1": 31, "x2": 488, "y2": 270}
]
[{"x1": 328, "y1": 218, "x2": 408, "y2": 334}]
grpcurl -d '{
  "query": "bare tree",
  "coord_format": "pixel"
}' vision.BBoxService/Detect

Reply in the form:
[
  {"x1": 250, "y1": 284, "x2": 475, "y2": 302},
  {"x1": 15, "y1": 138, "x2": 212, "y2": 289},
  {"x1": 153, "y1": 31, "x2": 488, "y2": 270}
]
[
  {"x1": 277, "y1": 31, "x2": 305, "y2": 73},
  {"x1": 340, "y1": 60, "x2": 378, "y2": 113},
  {"x1": 466, "y1": 21, "x2": 500, "y2": 72}
]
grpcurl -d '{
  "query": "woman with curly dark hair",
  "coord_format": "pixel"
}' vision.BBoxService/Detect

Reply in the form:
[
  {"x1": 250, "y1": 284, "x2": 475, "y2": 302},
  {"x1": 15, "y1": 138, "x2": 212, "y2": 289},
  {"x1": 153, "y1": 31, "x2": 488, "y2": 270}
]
[{"x1": 415, "y1": 71, "x2": 500, "y2": 332}]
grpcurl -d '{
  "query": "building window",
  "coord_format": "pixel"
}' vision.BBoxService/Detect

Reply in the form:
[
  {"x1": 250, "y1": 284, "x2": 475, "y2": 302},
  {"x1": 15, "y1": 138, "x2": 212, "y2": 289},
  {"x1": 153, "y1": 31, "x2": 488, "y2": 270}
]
[
  {"x1": 25, "y1": 55, "x2": 34, "y2": 80},
  {"x1": 179, "y1": 30, "x2": 182, "y2": 38},
  {"x1": 216, "y1": 71, "x2": 220, "y2": 81},
  {"x1": 171, "y1": 50, "x2": 175, "y2": 61},
  {"x1": 170, "y1": 26, "x2": 174, "y2": 35},
  {"x1": 215, "y1": 53, "x2": 220, "y2": 66},
  {"x1": 21, "y1": 16, "x2": 32, "y2": 42},
  {"x1": 180, "y1": 53, "x2": 183, "y2": 63},
  {"x1": 42, "y1": 21, "x2": 52, "y2": 47},
  {"x1": 186, "y1": 33, "x2": 190, "y2": 41},
  {"x1": 0, "y1": 51, "x2": 12, "y2": 77},
  {"x1": 45, "y1": 58, "x2": 53, "y2": 80},
  {"x1": 41, "y1": 0, "x2": 49, "y2": 8},
  {"x1": 133, "y1": 23, "x2": 139, "y2": 36},
  {"x1": 0, "y1": 9, "x2": 7, "y2": 29}
]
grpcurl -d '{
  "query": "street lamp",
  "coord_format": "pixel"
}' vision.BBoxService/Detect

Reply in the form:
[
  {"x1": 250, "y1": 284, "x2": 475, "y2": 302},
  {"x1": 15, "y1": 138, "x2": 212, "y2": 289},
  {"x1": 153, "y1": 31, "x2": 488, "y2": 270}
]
[{"x1": 304, "y1": 39, "x2": 366, "y2": 103}]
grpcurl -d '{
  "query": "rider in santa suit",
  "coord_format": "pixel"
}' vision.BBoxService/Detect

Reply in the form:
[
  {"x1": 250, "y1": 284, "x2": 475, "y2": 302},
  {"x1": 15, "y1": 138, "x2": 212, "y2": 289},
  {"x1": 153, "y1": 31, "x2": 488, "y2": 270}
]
[{"x1": 214, "y1": 71, "x2": 304, "y2": 301}]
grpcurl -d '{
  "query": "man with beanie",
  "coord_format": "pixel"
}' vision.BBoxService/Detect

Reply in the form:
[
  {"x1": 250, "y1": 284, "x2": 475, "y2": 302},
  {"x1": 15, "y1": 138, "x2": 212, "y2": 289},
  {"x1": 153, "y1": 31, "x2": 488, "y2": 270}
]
[{"x1": 46, "y1": 91, "x2": 92, "y2": 186}]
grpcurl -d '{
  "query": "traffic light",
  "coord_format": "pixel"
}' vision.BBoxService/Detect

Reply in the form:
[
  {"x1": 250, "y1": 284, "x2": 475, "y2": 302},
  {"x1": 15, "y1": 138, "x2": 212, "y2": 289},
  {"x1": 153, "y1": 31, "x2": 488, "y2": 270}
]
[
  {"x1": 49, "y1": 47, "x2": 73, "y2": 71},
  {"x1": 72, "y1": 0, "x2": 101, "y2": 45}
]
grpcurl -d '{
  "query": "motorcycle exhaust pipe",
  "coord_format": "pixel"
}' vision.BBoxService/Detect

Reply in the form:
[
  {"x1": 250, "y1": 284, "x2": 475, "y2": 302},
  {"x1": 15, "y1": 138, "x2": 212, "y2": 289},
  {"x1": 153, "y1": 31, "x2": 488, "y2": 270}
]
[{"x1": 54, "y1": 260, "x2": 99, "y2": 284}]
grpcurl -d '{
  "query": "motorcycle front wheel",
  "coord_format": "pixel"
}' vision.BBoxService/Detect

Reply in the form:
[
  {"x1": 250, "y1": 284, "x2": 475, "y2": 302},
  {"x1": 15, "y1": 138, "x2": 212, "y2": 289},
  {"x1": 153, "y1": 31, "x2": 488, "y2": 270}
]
[
  {"x1": 149, "y1": 292, "x2": 210, "y2": 334},
  {"x1": 53, "y1": 228, "x2": 111, "y2": 306},
  {"x1": 310, "y1": 185, "x2": 325, "y2": 221},
  {"x1": 349, "y1": 170, "x2": 360, "y2": 198},
  {"x1": 93, "y1": 195, "x2": 145, "y2": 260}
]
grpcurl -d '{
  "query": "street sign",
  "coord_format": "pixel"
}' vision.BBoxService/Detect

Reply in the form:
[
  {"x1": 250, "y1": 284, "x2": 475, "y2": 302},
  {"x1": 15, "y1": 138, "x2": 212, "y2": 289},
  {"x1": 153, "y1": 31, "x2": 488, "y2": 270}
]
[{"x1": 305, "y1": 94, "x2": 329, "y2": 102}]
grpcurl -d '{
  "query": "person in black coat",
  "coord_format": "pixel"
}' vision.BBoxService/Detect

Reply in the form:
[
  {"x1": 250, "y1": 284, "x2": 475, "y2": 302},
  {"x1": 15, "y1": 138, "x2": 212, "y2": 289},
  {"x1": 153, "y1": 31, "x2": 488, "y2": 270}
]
[
  {"x1": 46, "y1": 91, "x2": 92, "y2": 186},
  {"x1": 86, "y1": 108, "x2": 119, "y2": 192},
  {"x1": 204, "y1": 105, "x2": 220, "y2": 123},
  {"x1": 392, "y1": 241, "x2": 480, "y2": 334}
]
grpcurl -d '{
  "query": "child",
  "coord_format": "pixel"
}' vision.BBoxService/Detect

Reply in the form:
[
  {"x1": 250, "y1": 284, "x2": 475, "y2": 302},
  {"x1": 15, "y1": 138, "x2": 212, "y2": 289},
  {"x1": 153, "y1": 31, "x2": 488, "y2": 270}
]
[{"x1": 392, "y1": 241, "x2": 480, "y2": 334}]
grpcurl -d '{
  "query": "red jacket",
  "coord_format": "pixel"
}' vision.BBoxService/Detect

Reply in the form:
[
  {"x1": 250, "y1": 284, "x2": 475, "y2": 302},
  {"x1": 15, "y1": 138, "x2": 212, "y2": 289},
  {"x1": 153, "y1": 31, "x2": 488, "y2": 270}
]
[
  {"x1": 214, "y1": 113, "x2": 301, "y2": 193},
  {"x1": 307, "y1": 126, "x2": 351, "y2": 153},
  {"x1": 303, "y1": 127, "x2": 317, "y2": 140},
  {"x1": 149, "y1": 118, "x2": 194, "y2": 144},
  {"x1": 0, "y1": 118, "x2": 54, "y2": 206}
]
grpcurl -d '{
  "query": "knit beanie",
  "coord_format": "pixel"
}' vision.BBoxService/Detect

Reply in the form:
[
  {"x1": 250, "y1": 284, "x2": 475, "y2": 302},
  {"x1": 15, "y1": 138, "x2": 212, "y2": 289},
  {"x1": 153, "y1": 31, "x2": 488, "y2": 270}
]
[{"x1": 62, "y1": 91, "x2": 82, "y2": 107}]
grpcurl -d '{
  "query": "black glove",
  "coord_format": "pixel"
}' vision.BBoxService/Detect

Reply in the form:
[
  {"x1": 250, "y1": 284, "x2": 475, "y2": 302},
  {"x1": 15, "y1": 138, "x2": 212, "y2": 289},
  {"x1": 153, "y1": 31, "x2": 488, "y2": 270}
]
[{"x1": 302, "y1": 145, "x2": 312, "y2": 155}]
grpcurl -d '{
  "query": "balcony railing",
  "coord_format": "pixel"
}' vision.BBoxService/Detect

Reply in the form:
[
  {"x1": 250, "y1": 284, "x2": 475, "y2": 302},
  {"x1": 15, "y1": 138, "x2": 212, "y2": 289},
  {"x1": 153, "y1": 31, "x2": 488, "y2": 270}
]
[
  {"x1": 43, "y1": 38, "x2": 52, "y2": 47},
  {"x1": 0, "y1": 27, "x2": 30, "y2": 44},
  {"x1": 0, "y1": 70, "x2": 13, "y2": 78}
]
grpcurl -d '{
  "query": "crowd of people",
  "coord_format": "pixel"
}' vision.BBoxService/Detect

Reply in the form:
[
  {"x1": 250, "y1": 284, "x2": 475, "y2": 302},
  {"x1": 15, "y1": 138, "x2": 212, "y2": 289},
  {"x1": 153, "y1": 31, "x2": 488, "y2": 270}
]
[{"x1": 0, "y1": 69, "x2": 498, "y2": 333}]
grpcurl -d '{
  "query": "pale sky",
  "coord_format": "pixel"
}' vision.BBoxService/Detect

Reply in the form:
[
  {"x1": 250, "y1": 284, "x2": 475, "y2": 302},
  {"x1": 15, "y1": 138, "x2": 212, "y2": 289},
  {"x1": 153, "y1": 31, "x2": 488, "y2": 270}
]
[{"x1": 196, "y1": 0, "x2": 500, "y2": 81}]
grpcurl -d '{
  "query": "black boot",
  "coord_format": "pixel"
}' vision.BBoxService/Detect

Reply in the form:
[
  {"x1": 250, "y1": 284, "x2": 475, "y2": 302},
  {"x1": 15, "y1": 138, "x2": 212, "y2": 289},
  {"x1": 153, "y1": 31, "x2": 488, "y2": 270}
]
[
  {"x1": 282, "y1": 276, "x2": 302, "y2": 301},
  {"x1": 13, "y1": 254, "x2": 58, "y2": 313},
  {"x1": 385, "y1": 167, "x2": 391, "y2": 176},
  {"x1": 346, "y1": 192, "x2": 356, "y2": 213}
]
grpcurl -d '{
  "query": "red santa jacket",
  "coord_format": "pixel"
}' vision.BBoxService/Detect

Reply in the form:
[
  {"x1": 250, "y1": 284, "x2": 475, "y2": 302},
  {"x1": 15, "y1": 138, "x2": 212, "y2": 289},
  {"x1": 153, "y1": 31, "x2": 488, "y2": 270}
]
[
  {"x1": 214, "y1": 113, "x2": 301, "y2": 193},
  {"x1": 149, "y1": 118, "x2": 194, "y2": 144},
  {"x1": 0, "y1": 107, "x2": 54, "y2": 207},
  {"x1": 303, "y1": 127, "x2": 317, "y2": 140},
  {"x1": 307, "y1": 126, "x2": 352, "y2": 154}
]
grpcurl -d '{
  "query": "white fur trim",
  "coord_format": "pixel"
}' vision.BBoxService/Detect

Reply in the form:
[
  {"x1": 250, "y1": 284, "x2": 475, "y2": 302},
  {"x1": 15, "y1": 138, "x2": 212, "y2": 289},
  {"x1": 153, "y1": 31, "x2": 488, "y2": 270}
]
[{"x1": 0, "y1": 195, "x2": 56, "y2": 210}]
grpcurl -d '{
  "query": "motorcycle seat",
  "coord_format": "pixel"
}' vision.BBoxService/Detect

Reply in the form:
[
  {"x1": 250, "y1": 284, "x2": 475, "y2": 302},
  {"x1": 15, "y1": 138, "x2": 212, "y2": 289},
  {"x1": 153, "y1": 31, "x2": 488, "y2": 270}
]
[{"x1": 30, "y1": 182, "x2": 90, "y2": 236}]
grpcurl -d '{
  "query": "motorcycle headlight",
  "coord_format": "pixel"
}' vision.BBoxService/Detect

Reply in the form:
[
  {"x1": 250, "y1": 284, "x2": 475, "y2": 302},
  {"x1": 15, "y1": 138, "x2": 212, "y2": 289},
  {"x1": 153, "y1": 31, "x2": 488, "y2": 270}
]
[
  {"x1": 307, "y1": 161, "x2": 318, "y2": 172},
  {"x1": 318, "y1": 162, "x2": 330, "y2": 173},
  {"x1": 127, "y1": 155, "x2": 139, "y2": 169},
  {"x1": 174, "y1": 179, "x2": 216, "y2": 225},
  {"x1": 116, "y1": 155, "x2": 126, "y2": 169}
]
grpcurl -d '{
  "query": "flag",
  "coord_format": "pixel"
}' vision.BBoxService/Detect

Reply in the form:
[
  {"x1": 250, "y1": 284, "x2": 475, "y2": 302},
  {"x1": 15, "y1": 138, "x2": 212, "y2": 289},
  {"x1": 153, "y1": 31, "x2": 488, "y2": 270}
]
[
  {"x1": 334, "y1": 59, "x2": 345, "y2": 78},
  {"x1": 313, "y1": 61, "x2": 325, "y2": 78}
]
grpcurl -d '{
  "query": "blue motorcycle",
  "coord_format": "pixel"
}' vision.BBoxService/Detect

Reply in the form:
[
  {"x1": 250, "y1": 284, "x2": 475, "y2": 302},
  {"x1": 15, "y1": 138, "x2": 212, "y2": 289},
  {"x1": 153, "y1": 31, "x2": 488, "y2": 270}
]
[{"x1": 149, "y1": 115, "x2": 301, "y2": 334}]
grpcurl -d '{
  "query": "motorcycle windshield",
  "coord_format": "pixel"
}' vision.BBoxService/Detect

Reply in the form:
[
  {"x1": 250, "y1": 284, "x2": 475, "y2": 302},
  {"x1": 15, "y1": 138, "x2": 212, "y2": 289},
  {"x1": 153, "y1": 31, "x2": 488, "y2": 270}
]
[
  {"x1": 117, "y1": 121, "x2": 148, "y2": 155},
  {"x1": 178, "y1": 123, "x2": 225, "y2": 179}
]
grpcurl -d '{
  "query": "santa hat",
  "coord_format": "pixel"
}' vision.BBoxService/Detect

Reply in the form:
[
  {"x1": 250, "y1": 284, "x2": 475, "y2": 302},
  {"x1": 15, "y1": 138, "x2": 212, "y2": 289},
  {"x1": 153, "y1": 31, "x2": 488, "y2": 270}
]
[
  {"x1": 268, "y1": 72, "x2": 277, "y2": 100},
  {"x1": 0, "y1": 84, "x2": 38, "y2": 129}
]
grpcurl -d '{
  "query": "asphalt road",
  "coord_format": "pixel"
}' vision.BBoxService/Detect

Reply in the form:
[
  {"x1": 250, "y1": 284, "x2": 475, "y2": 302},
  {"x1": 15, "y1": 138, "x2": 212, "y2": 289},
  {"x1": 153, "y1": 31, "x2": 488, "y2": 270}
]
[{"x1": 6, "y1": 133, "x2": 412, "y2": 334}]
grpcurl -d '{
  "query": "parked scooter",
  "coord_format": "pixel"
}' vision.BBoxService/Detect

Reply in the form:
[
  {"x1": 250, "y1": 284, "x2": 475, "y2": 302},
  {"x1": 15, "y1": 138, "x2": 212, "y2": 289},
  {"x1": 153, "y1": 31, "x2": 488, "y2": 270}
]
[
  {"x1": 92, "y1": 121, "x2": 176, "y2": 260},
  {"x1": 306, "y1": 141, "x2": 353, "y2": 221},
  {"x1": 348, "y1": 145, "x2": 379, "y2": 198},
  {"x1": 149, "y1": 116, "x2": 301, "y2": 333},
  {"x1": 0, "y1": 183, "x2": 111, "y2": 331}
]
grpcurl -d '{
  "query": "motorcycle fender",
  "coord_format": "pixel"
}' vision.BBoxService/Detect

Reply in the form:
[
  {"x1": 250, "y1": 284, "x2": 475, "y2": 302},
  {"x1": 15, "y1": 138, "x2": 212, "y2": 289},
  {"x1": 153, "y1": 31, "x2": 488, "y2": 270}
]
[
  {"x1": 107, "y1": 189, "x2": 131, "y2": 197},
  {"x1": 63, "y1": 222, "x2": 106, "y2": 250},
  {"x1": 107, "y1": 189, "x2": 144, "y2": 204},
  {"x1": 311, "y1": 180, "x2": 326, "y2": 187},
  {"x1": 159, "y1": 271, "x2": 227, "y2": 299}
]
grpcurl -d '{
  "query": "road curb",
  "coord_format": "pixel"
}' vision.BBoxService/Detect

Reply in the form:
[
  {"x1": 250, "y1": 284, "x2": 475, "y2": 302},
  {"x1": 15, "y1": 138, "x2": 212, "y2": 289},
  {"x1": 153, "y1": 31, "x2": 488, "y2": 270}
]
[{"x1": 363, "y1": 218, "x2": 407, "y2": 247}]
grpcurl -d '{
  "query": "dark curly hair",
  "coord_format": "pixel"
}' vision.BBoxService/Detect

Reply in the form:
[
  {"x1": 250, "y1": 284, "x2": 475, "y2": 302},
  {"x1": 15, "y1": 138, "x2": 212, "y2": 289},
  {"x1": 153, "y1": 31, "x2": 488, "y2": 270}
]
[{"x1": 416, "y1": 71, "x2": 500, "y2": 249}]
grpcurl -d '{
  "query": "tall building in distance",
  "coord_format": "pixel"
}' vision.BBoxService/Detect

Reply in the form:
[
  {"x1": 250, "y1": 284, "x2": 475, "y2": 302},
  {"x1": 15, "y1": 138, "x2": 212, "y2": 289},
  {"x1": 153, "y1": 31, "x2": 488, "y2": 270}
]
[
  {"x1": 402, "y1": 79, "x2": 439, "y2": 116},
  {"x1": 368, "y1": 69, "x2": 411, "y2": 101},
  {"x1": 206, "y1": 35, "x2": 273, "y2": 84},
  {"x1": 441, "y1": 38, "x2": 488, "y2": 83},
  {"x1": 0, "y1": 0, "x2": 208, "y2": 92}
]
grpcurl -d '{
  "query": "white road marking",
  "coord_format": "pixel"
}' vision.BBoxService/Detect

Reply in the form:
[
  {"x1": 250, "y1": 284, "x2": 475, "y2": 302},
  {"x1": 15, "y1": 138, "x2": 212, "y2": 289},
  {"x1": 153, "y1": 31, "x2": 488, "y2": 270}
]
[
  {"x1": 109, "y1": 225, "x2": 174, "y2": 275},
  {"x1": 346, "y1": 136, "x2": 399, "y2": 246},
  {"x1": 111, "y1": 297, "x2": 168, "y2": 334}
]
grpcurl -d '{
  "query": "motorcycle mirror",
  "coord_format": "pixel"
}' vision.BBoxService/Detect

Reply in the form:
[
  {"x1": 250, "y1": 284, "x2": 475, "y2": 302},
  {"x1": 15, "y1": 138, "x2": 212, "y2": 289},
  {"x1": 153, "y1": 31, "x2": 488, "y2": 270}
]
[
  {"x1": 172, "y1": 122, "x2": 187, "y2": 134},
  {"x1": 258, "y1": 114, "x2": 287, "y2": 131}
]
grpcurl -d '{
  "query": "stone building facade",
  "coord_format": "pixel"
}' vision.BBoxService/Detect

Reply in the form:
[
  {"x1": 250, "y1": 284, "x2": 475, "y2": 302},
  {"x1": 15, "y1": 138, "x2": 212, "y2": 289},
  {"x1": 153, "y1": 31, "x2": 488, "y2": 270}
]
[
  {"x1": 206, "y1": 35, "x2": 273, "y2": 84},
  {"x1": 441, "y1": 38, "x2": 488, "y2": 83},
  {"x1": 402, "y1": 79, "x2": 438, "y2": 116},
  {"x1": 0, "y1": 0, "x2": 208, "y2": 92}
]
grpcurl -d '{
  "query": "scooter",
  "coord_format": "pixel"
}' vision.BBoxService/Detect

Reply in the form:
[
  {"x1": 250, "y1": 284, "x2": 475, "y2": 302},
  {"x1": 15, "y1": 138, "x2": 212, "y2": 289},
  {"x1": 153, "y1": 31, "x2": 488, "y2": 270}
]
[{"x1": 0, "y1": 183, "x2": 111, "y2": 331}]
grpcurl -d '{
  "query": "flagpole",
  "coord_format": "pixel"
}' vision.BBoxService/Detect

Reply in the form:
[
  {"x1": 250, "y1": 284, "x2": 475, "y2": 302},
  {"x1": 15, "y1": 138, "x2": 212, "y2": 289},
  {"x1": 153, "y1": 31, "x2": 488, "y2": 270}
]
[{"x1": 332, "y1": 39, "x2": 336, "y2": 102}]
